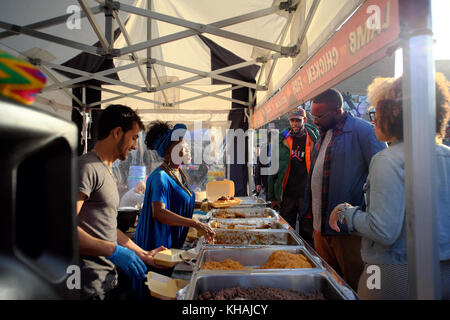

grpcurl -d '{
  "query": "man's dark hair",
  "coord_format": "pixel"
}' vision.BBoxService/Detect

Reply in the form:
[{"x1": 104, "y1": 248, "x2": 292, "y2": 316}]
[
  {"x1": 312, "y1": 88, "x2": 344, "y2": 110},
  {"x1": 145, "y1": 120, "x2": 172, "y2": 150},
  {"x1": 97, "y1": 104, "x2": 144, "y2": 140}
]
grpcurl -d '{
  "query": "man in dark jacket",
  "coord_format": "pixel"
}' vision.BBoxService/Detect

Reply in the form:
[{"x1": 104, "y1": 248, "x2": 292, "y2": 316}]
[
  {"x1": 299, "y1": 88, "x2": 386, "y2": 290},
  {"x1": 267, "y1": 107, "x2": 319, "y2": 246}
]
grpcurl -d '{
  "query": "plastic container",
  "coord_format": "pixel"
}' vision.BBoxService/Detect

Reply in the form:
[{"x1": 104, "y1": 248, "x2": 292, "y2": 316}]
[{"x1": 128, "y1": 165, "x2": 146, "y2": 189}]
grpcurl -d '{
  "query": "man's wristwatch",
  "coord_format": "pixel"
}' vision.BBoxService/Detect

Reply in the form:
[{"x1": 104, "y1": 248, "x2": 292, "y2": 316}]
[{"x1": 338, "y1": 208, "x2": 347, "y2": 225}]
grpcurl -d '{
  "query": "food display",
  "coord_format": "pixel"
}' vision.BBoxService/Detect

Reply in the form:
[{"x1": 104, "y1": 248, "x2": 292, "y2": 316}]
[
  {"x1": 186, "y1": 227, "x2": 199, "y2": 241},
  {"x1": 209, "y1": 219, "x2": 283, "y2": 230},
  {"x1": 200, "y1": 251, "x2": 313, "y2": 270},
  {"x1": 210, "y1": 196, "x2": 242, "y2": 208},
  {"x1": 173, "y1": 189, "x2": 358, "y2": 301},
  {"x1": 184, "y1": 271, "x2": 353, "y2": 300},
  {"x1": 211, "y1": 208, "x2": 277, "y2": 219},
  {"x1": 213, "y1": 210, "x2": 247, "y2": 219},
  {"x1": 259, "y1": 250, "x2": 313, "y2": 269},
  {"x1": 197, "y1": 287, "x2": 325, "y2": 300},
  {"x1": 212, "y1": 229, "x2": 301, "y2": 246},
  {"x1": 235, "y1": 196, "x2": 267, "y2": 208},
  {"x1": 202, "y1": 259, "x2": 250, "y2": 271}
]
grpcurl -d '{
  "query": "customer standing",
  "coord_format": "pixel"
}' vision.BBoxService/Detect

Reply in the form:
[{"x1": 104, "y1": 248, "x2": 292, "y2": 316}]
[
  {"x1": 267, "y1": 107, "x2": 319, "y2": 246},
  {"x1": 329, "y1": 74, "x2": 450, "y2": 299},
  {"x1": 299, "y1": 89, "x2": 386, "y2": 290},
  {"x1": 77, "y1": 105, "x2": 165, "y2": 300}
]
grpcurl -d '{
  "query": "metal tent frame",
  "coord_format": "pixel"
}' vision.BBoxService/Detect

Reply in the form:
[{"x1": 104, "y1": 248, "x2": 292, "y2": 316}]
[
  {"x1": 0, "y1": 0, "x2": 303, "y2": 114},
  {"x1": 0, "y1": 0, "x2": 443, "y2": 300}
]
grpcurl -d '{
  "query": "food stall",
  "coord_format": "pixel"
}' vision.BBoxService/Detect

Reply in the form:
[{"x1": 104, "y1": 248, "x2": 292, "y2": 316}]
[
  {"x1": 251, "y1": 0, "x2": 441, "y2": 300},
  {"x1": 0, "y1": 0, "x2": 444, "y2": 300},
  {"x1": 144, "y1": 181, "x2": 357, "y2": 300},
  {"x1": 153, "y1": 0, "x2": 442, "y2": 301}
]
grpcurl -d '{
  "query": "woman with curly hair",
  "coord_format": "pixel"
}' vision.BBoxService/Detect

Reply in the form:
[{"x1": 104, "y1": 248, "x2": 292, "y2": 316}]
[
  {"x1": 135, "y1": 121, "x2": 214, "y2": 249},
  {"x1": 133, "y1": 121, "x2": 214, "y2": 299},
  {"x1": 328, "y1": 73, "x2": 450, "y2": 299}
]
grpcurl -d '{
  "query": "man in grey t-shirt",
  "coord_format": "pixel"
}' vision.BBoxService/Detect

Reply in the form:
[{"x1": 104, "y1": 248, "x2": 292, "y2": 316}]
[{"x1": 77, "y1": 105, "x2": 165, "y2": 300}]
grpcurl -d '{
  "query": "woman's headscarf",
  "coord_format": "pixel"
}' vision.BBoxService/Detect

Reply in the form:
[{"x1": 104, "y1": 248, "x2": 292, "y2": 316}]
[{"x1": 151, "y1": 123, "x2": 187, "y2": 157}]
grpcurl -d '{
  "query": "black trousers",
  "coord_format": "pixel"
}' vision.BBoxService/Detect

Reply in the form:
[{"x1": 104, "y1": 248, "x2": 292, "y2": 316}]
[{"x1": 280, "y1": 196, "x2": 314, "y2": 248}]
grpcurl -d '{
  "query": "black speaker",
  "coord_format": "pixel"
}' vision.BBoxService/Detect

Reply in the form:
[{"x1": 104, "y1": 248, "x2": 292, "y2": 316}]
[{"x1": 0, "y1": 97, "x2": 79, "y2": 299}]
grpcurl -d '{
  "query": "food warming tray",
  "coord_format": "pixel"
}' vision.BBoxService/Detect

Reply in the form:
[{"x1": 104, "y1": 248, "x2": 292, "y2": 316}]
[
  {"x1": 208, "y1": 218, "x2": 286, "y2": 230},
  {"x1": 209, "y1": 229, "x2": 303, "y2": 246},
  {"x1": 194, "y1": 246, "x2": 321, "y2": 273},
  {"x1": 208, "y1": 207, "x2": 279, "y2": 219},
  {"x1": 185, "y1": 271, "x2": 356, "y2": 300}
]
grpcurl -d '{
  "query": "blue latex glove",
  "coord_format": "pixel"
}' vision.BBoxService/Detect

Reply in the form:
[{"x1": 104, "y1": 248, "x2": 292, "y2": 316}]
[{"x1": 106, "y1": 244, "x2": 147, "y2": 281}]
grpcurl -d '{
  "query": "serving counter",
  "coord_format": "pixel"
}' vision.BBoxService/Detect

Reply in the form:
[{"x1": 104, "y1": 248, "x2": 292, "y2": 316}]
[{"x1": 167, "y1": 204, "x2": 358, "y2": 300}]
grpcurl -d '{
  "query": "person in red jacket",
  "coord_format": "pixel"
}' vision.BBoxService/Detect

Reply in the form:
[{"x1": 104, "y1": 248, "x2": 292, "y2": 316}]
[{"x1": 268, "y1": 107, "x2": 319, "y2": 247}]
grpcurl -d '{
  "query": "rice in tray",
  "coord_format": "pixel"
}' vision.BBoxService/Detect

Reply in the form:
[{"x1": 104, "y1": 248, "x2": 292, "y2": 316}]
[{"x1": 200, "y1": 250, "x2": 313, "y2": 270}]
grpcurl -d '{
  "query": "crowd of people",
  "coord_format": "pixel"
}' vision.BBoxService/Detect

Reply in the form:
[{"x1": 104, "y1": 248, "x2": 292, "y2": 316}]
[
  {"x1": 259, "y1": 74, "x2": 450, "y2": 299},
  {"x1": 76, "y1": 72, "x2": 450, "y2": 300}
]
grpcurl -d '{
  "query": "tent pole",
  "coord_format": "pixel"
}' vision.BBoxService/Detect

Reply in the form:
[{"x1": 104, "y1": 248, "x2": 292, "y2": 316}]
[
  {"x1": 82, "y1": 85, "x2": 89, "y2": 155},
  {"x1": 113, "y1": 10, "x2": 150, "y2": 90},
  {"x1": 154, "y1": 59, "x2": 261, "y2": 90},
  {"x1": 262, "y1": 4, "x2": 296, "y2": 92},
  {"x1": 119, "y1": 3, "x2": 293, "y2": 55},
  {"x1": 400, "y1": 0, "x2": 440, "y2": 299},
  {"x1": 0, "y1": 6, "x2": 103, "y2": 40},
  {"x1": 78, "y1": 0, "x2": 109, "y2": 52},
  {"x1": 41, "y1": 60, "x2": 145, "y2": 92},
  {"x1": 147, "y1": 0, "x2": 152, "y2": 89},
  {"x1": 247, "y1": 89, "x2": 254, "y2": 196},
  {"x1": 104, "y1": 0, "x2": 114, "y2": 48},
  {"x1": 0, "y1": 21, "x2": 99, "y2": 55},
  {"x1": 118, "y1": 4, "x2": 282, "y2": 57}
]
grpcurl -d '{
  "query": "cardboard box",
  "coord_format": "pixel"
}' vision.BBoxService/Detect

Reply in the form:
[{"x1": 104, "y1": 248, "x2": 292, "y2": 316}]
[
  {"x1": 145, "y1": 272, "x2": 188, "y2": 300},
  {"x1": 206, "y1": 180, "x2": 234, "y2": 200},
  {"x1": 153, "y1": 248, "x2": 184, "y2": 267}
]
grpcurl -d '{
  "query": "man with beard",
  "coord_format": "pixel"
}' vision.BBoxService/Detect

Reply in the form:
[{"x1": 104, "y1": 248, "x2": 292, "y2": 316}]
[
  {"x1": 77, "y1": 105, "x2": 165, "y2": 300},
  {"x1": 268, "y1": 107, "x2": 319, "y2": 246},
  {"x1": 299, "y1": 89, "x2": 386, "y2": 290}
]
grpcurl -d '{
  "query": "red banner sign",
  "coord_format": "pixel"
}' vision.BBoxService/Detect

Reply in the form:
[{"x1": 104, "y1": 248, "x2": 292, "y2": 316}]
[{"x1": 251, "y1": 0, "x2": 400, "y2": 128}]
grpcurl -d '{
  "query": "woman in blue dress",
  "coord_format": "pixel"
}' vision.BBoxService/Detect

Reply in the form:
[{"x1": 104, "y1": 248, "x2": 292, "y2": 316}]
[{"x1": 133, "y1": 121, "x2": 214, "y2": 299}]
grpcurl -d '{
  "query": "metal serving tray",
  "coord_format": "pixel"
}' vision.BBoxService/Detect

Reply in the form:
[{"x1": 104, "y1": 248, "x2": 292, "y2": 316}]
[
  {"x1": 208, "y1": 207, "x2": 279, "y2": 220},
  {"x1": 235, "y1": 196, "x2": 268, "y2": 208},
  {"x1": 194, "y1": 246, "x2": 322, "y2": 273},
  {"x1": 209, "y1": 229, "x2": 303, "y2": 246},
  {"x1": 208, "y1": 218, "x2": 286, "y2": 230},
  {"x1": 185, "y1": 271, "x2": 354, "y2": 300}
]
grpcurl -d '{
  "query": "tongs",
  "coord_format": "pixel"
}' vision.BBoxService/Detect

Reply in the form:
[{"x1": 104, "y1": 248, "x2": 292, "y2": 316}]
[{"x1": 178, "y1": 252, "x2": 197, "y2": 267}]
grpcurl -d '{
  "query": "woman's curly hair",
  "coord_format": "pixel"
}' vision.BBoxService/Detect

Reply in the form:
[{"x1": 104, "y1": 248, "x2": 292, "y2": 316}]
[
  {"x1": 435, "y1": 73, "x2": 450, "y2": 140},
  {"x1": 367, "y1": 73, "x2": 450, "y2": 141},
  {"x1": 145, "y1": 120, "x2": 172, "y2": 150}
]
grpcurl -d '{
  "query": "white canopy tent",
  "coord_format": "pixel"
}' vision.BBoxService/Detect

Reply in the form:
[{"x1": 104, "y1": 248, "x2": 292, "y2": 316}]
[
  {"x1": 0, "y1": 0, "x2": 443, "y2": 300},
  {"x1": 0, "y1": 0, "x2": 363, "y2": 129}
]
